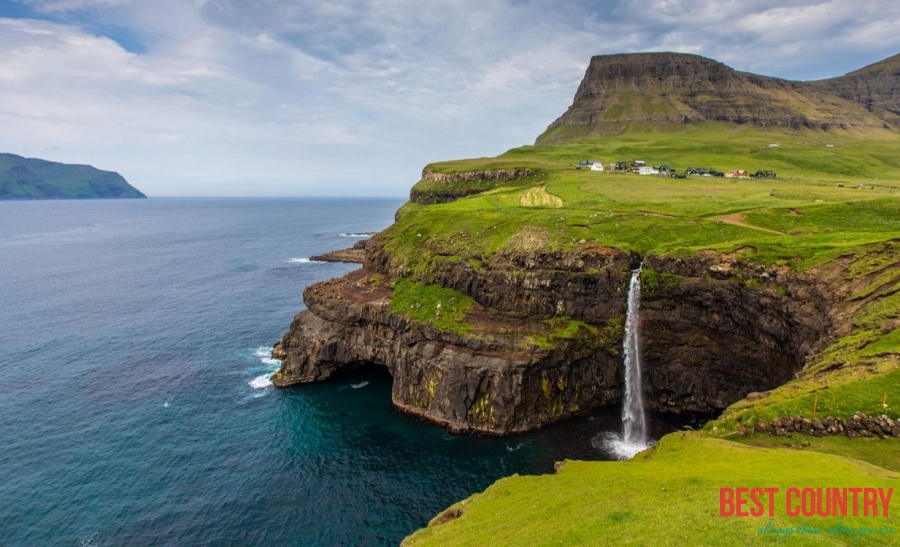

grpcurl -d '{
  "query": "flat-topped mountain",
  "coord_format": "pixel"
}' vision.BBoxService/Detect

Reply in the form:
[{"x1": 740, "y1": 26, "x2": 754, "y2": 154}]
[
  {"x1": 0, "y1": 153, "x2": 146, "y2": 200},
  {"x1": 538, "y1": 52, "x2": 899, "y2": 143}
]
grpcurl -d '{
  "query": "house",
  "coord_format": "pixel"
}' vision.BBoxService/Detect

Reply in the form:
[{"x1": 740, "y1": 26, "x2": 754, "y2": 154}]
[
  {"x1": 614, "y1": 161, "x2": 630, "y2": 171},
  {"x1": 638, "y1": 166, "x2": 659, "y2": 176},
  {"x1": 725, "y1": 170, "x2": 749, "y2": 179},
  {"x1": 632, "y1": 160, "x2": 647, "y2": 168},
  {"x1": 590, "y1": 161, "x2": 604, "y2": 171}
]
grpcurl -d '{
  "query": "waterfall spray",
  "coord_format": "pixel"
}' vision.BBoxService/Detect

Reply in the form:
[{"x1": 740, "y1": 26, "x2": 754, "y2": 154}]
[{"x1": 606, "y1": 263, "x2": 651, "y2": 460}]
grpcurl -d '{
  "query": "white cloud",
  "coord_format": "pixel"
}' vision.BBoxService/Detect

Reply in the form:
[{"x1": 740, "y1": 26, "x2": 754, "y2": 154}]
[{"x1": 1, "y1": 0, "x2": 899, "y2": 196}]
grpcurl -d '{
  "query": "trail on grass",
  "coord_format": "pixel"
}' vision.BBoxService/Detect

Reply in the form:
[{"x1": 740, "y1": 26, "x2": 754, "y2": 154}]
[{"x1": 719, "y1": 213, "x2": 785, "y2": 235}]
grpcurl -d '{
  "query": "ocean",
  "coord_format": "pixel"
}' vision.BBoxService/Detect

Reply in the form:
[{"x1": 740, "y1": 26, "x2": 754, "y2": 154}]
[{"x1": 0, "y1": 198, "x2": 689, "y2": 546}]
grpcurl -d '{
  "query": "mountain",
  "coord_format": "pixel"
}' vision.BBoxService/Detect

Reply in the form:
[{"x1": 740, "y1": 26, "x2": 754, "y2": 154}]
[
  {"x1": 810, "y1": 52, "x2": 900, "y2": 127},
  {"x1": 0, "y1": 153, "x2": 146, "y2": 199},
  {"x1": 538, "y1": 51, "x2": 900, "y2": 143}
]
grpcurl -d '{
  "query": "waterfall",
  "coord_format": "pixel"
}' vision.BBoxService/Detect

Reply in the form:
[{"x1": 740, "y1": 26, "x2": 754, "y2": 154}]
[
  {"x1": 622, "y1": 264, "x2": 648, "y2": 447},
  {"x1": 606, "y1": 264, "x2": 651, "y2": 460}
]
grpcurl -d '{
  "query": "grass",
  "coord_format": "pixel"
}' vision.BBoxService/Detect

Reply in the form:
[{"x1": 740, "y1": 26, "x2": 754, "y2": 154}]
[
  {"x1": 404, "y1": 434, "x2": 900, "y2": 546},
  {"x1": 389, "y1": 278, "x2": 474, "y2": 335},
  {"x1": 386, "y1": 121, "x2": 900, "y2": 545},
  {"x1": 387, "y1": 124, "x2": 900, "y2": 276}
]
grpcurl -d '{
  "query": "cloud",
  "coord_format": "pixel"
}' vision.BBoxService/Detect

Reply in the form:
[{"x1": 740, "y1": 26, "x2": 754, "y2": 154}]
[{"x1": 1, "y1": 0, "x2": 899, "y2": 196}]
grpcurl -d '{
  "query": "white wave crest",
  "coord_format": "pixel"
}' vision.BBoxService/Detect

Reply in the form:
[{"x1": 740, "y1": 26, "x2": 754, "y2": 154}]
[
  {"x1": 340, "y1": 233, "x2": 374, "y2": 238},
  {"x1": 288, "y1": 257, "x2": 325, "y2": 264},
  {"x1": 351, "y1": 381, "x2": 369, "y2": 389},
  {"x1": 249, "y1": 374, "x2": 273, "y2": 389},
  {"x1": 260, "y1": 357, "x2": 281, "y2": 366}
]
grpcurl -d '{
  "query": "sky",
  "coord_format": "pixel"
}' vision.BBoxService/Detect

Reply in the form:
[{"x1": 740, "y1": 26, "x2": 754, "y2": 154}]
[{"x1": 1, "y1": 1, "x2": 899, "y2": 197}]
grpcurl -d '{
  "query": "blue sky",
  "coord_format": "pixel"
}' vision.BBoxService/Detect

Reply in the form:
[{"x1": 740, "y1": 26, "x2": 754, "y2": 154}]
[{"x1": 1, "y1": 0, "x2": 899, "y2": 197}]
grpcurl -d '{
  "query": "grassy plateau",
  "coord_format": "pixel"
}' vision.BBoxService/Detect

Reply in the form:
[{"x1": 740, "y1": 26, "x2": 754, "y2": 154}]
[{"x1": 388, "y1": 122, "x2": 900, "y2": 545}]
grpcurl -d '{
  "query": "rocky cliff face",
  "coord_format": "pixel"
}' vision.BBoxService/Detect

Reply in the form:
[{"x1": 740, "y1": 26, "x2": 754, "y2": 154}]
[
  {"x1": 273, "y1": 237, "x2": 838, "y2": 434},
  {"x1": 810, "y1": 53, "x2": 900, "y2": 127},
  {"x1": 409, "y1": 168, "x2": 536, "y2": 205},
  {"x1": 537, "y1": 52, "x2": 894, "y2": 143}
]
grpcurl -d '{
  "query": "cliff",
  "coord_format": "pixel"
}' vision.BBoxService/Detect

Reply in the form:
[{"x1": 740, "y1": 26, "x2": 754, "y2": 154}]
[
  {"x1": 274, "y1": 235, "x2": 849, "y2": 434},
  {"x1": 537, "y1": 52, "x2": 897, "y2": 143},
  {"x1": 0, "y1": 153, "x2": 145, "y2": 200},
  {"x1": 272, "y1": 51, "x2": 900, "y2": 437}
]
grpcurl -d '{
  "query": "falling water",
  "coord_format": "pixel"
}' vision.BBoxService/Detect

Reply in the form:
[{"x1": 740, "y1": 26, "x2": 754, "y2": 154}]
[{"x1": 606, "y1": 264, "x2": 651, "y2": 460}]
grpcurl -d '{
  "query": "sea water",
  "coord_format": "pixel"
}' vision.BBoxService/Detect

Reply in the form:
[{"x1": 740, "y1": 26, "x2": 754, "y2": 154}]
[{"x1": 0, "y1": 198, "x2": 691, "y2": 545}]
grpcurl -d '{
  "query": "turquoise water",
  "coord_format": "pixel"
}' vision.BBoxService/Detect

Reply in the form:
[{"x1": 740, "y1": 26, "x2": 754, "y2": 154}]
[{"x1": 0, "y1": 198, "x2": 690, "y2": 545}]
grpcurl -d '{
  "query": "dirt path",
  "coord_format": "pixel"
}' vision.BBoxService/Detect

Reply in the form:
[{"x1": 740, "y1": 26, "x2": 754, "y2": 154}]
[{"x1": 719, "y1": 213, "x2": 785, "y2": 235}]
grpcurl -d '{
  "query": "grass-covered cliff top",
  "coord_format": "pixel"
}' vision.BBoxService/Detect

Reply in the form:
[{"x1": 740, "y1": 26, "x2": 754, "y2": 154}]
[
  {"x1": 394, "y1": 124, "x2": 900, "y2": 272},
  {"x1": 396, "y1": 123, "x2": 900, "y2": 545}
]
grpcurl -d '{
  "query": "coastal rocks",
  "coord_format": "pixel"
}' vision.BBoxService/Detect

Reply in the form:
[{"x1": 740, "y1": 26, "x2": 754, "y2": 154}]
[
  {"x1": 309, "y1": 238, "x2": 370, "y2": 264},
  {"x1": 755, "y1": 413, "x2": 900, "y2": 439},
  {"x1": 273, "y1": 269, "x2": 621, "y2": 435},
  {"x1": 275, "y1": 238, "x2": 837, "y2": 434}
]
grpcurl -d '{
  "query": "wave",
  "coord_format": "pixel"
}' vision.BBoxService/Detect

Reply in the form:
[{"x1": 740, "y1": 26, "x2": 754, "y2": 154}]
[
  {"x1": 289, "y1": 258, "x2": 325, "y2": 264},
  {"x1": 249, "y1": 374, "x2": 273, "y2": 389},
  {"x1": 247, "y1": 346, "x2": 282, "y2": 390},
  {"x1": 340, "y1": 233, "x2": 374, "y2": 238},
  {"x1": 351, "y1": 381, "x2": 369, "y2": 389}
]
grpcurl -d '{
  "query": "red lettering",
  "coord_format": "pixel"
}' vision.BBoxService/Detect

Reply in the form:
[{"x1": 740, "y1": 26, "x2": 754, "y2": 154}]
[
  {"x1": 816, "y1": 488, "x2": 832, "y2": 517},
  {"x1": 849, "y1": 488, "x2": 863, "y2": 517},
  {"x1": 864, "y1": 488, "x2": 879, "y2": 517},
  {"x1": 736, "y1": 487, "x2": 750, "y2": 517},
  {"x1": 833, "y1": 488, "x2": 847, "y2": 517},
  {"x1": 786, "y1": 488, "x2": 801, "y2": 517},
  {"x1": 749, "y1": 488, "x2": 765, "y2": 517},
  {"x1": 880, "y1": 488, "x2": 893, "y2": 518},
  {"x1": 765, "y1": 488, "x2": 779, "y2": 517},
  {"x1": 801, "y1": 488, "x2": 816, "y2": 517},
  {"x1": 720, "y1": 488, "x2": 735, "y2": 516}
]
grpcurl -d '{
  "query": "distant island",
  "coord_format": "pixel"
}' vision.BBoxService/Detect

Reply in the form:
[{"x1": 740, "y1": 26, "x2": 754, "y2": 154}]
[{"x1": 0, "y1": 153, "x2": 146, "y2": 199}]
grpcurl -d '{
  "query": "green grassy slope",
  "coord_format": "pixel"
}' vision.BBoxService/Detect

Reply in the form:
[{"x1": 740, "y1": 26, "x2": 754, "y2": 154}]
[
  {"x1": 393, "y1": 122, "x2": 900, "y2": 545},
  {"x1": 0, "y1": 153, "x2": 146, "y2": 199},
  {"x1": 406, "y1": 435, "x2": 899, "y2": 546}
]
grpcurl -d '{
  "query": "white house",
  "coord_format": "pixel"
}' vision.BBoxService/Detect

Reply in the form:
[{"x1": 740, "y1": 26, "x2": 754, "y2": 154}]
[
  {"x1": 590, "y1": 161, "x2": 604, "y2": 171},
  {"x1": 638, "y1": 166, "x2": 659, "y2": 175}
]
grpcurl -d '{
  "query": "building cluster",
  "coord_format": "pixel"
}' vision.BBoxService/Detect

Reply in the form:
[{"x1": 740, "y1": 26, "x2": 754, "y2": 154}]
[{"x1": 576, "y1": 159, "x2": 776, "y2": 179}]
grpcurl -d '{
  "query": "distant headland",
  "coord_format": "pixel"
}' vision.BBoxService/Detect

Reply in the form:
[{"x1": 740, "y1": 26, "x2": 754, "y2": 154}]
[{"x1": 0, "y1": 153, "x2": 146, "y2": 200}]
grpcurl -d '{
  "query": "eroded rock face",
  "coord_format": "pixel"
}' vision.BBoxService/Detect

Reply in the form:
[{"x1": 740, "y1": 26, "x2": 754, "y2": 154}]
[
  {"x1": 274, "y1": 242, "x2": 835, "y2": 434},
  {"x1": 409, "y1": 168, "x2": 535, "y2": 205},
  {"x1": 537, "y1": 52, "x2": 890, "y2": 143},
  {"x1": 273, "y1": 269, "x2": 622, "y2": 435}
]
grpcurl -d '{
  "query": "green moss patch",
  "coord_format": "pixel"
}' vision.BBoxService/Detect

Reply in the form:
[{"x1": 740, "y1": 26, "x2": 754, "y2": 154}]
[{"x1": 390, "y1": 278, "x2": 474, "y2": 335}]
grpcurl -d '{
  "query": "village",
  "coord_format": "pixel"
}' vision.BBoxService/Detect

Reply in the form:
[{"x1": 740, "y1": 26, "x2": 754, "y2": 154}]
[{"x1": 576, "y1": 159, "x2": 776, "y2": 179}]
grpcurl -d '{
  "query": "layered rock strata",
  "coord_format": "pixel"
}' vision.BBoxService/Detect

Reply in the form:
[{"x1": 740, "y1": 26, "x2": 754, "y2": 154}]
[
  {"x1": 274, "y1": 240, "x2": 835, "y2": 434},
  {"x1": 537, "y1": 52, "x2": 894, "y2": 143}
]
